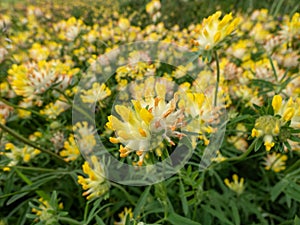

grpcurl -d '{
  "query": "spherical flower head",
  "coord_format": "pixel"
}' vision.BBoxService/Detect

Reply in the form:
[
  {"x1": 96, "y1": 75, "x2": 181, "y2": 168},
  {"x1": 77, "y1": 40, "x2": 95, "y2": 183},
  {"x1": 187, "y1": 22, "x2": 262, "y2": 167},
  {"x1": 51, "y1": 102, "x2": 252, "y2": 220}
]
[
  {"x1": 251, "y1": 115, "x2": 281, "y2": 151},
  {"x1": 29, "y1": 43, "x2": 50, "y2": 61},
  {"x1": 146, "y1": 0, "x2": 161, "y2": 15},
  {"x1": 73, "y1": 122, "x2": 96, "y2": 154},
  {"x1": 31, "y1": 197, "x2": 63, "y2": 223},
  {"x1": 59, "y1": 134, "x2": 80, "y2": 162},
  {"x1": 3, "y1": 143, "x2": 40, "y2": 170},
  {"x1": 8, "y1": 60, "x2": 76, "y2": 104},
  {"x1": 224, "y1": 174, "x2": 245, "y2": 195},
  {"x1": 211, "y1": 150, "x2": 226, "y2": 163},
  {"x1": 264, "y1": 152, "x2": 288, "y2": 172},
  {"x1": 77, "y1": 156, "x2": 110, "y2": 200},
  {"x1": 80, "y1": 82, "x2": 111, "y2": 106},
  {"x1": 107, "y1": 79, "x2": 185, "y2": 166},
  {"x1": 279, "y1": 12, "x2": 300, "y2": 42},
  {"x1": 40, "y1": 100, "x2": 69, "y2": 119},
  {"x1": 114, "y1": 207, "x2": 133, "y2": 225},
  {"x1": 193, "y1": 11, "x2": 240, "y2": 51},
  {"x1": 118, "y1": 18, "x2": 130, "y2": 31}
]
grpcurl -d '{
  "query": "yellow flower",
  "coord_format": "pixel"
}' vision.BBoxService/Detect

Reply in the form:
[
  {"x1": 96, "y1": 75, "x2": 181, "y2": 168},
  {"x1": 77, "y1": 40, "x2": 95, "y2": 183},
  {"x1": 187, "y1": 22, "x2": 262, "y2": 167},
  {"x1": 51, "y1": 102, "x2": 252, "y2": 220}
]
[
  {"x1": 8, "y1": 60, "x2": 75, "y2": 103},
  {"x1": 40, "y1": 100, "x2": 69, "y2": 119},
  {"x1": 146, "y1": 0, "x2": 161, "y2": 15},
  {"x1": 251, "y1": 115, "x2": 281, "y2": 151},
  {"x1": 211, "y1": 150, "x2": 226, "y2": 163},
  {"x1": 3, "y1": 143, "x2": 40, "y2": 171},
  {"x1": 279, "y1": 12, "x2": 300, "y2": 42},
  {"x1": 224, "y1": 174, "x2": 245, "y2": 195},
  {"x1": 77, "y1": 156, "x2": 110, "y2": 200},
  {"x1": 272, "y1": 95, "x2": 283, "y2": 114},
  {"x1": 264, "y1": 152, "x2": 288, "y2": 172},
  {"x1": 80, "y1": 82, "x2": 111, "y2": 106},
  {"x1": 31, "y1": 198, "x2": 63, "y2": 222},
  {"x1": 272, "y1": 95, "x2": 299, "y2": 124},
  {"x1": 60, "y1": 135, "x2": 80, "y2": 162},
  {"x1": 73, "y1": 122, "x2": 96, "y2": 154},
  {"x1": 193, "y1": 11, "x2": 240, "y2": 51},
  {"x1": 118, "y1": 18, "x2": 130, "y2": 31},
  {"x1": 29, "y1": 43, "x2": 50, "y2": 61},
  {"x1": 107, "y1": 77, "x2": 185, "y2": 166},
  {"x1": 114, "y1": 207, "x2": 133, "y2": 225}
]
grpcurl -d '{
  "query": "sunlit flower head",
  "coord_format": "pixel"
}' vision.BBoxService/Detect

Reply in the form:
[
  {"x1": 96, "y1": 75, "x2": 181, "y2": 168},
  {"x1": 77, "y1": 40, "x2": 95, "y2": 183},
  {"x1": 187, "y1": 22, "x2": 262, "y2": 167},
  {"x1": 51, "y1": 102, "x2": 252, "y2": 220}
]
[
  {"x1": 192, "y1": 11, "x2": 240, "y2": 51},
  {"x1": 279, "y1": 12, "x2": 300, "y2": 43},
  {"x1": 264, "y1": 152, "x2": 288, "y2": 172},
  {"x1": 31, "y1": 197, "x2": 63, "y2": 223},
  {"x1": 40, "y1": 100, "x2": 69, "y2": 119},
  {"x1": 114, "y1": 207, "x2": 133, "y2": 225},
  {"x1": 107, "y1": 78, "x2": 185, "y2": 166},
  {"x1": 54, "y1": 17, "x2": 85, "y2": 41},
  {"x1": 224, "y1": 174, "x2": 245, "y2": 195},
  {"x1": 146, "y1": 0, "x2": 161, "y2": 15},
  {"x1": 8, "y1": 60, "x2": 77, "y2": 104},
  {"x1": 251, "y1": 115, "x2": 281, "y2": 151},
  {"x1": 80, "y1": 82, "x2": 111, "y2": 106},
  {"x1": 60, "y1": 134, "x2": 80, "y2": 162},
  {"x1": 272, "y1": 95, "x2": 300, "y2": 127},
  {"x1": 3, "y1": 143, "x2": 40, "y2": 171},
  {"x1": 211, "y1": 150, "x2": 227, "y2": 163},
  {"x1": 77, "y1": 155, "x2": 110, "y2": 200},
  {"x1": 29, "y1": 43, "x2": 50, "y2": 61},
  {"x1": 73, "y1": 121, "x2": 96, "y2": 154}
]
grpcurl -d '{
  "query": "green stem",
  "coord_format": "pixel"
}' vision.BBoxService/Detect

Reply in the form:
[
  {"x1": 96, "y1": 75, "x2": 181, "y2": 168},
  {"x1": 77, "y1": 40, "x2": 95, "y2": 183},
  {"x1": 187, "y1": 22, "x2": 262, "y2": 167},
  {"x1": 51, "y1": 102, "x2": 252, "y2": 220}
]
[
  {"x1": 214, "y1": 50, "x2": 220, "y2": 107},
  {"x1": 0, "y1": 123, "x2": 68, "y2": 165},
  {"x1": 223, "y1": 138, "x2": 257, "y2": 163}
]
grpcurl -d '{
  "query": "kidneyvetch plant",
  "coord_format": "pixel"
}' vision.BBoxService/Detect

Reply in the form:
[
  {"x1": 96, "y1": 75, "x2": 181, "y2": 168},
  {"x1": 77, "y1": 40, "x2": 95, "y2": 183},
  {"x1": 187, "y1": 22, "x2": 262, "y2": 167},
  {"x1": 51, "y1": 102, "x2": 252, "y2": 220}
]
[{"x1": 0, "y1": 1, "x2": 300, "y2": 225}]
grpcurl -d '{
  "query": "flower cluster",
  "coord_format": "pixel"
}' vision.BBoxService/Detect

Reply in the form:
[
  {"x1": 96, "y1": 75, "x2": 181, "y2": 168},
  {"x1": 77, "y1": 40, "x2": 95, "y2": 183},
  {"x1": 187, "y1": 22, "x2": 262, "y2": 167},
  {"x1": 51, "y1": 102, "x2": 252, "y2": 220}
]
[
  {"x1": 192, "y1": 11, "x2": 240, "y2": 51},
  {"x1": 224, "y1": 174, "x2": 245, "y2": 195},
  {"x1": 251, "y1": 95, "x2": 300, "y2": 151},
  {"x1": 0, "y1": 1, "x2": 299, "y2": 225},
  {"x1": 77, "y1": 156, "x2": 110, "y2": 200}
]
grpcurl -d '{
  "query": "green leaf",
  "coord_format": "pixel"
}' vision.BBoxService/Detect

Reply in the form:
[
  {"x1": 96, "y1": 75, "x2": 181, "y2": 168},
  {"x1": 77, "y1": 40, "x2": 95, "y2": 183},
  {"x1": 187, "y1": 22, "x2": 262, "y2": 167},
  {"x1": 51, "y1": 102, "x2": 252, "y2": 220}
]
[
  {"x1": 285, "y1": 184, "x2": 300, "y2": 202},
  {"x1": 229, "y1": 200, "x2": 240, "y2": 225},
  {"x1": 227, "y1": 115, "x2": 253, "y2": 125},
  {"x1": 167, "y1": 212, "x2": 202, "y2": 225},
  {"x1": 133, "y1": 186, "x2": 151, "y2": 218},
  {"x1": 270, "y1": 179, "x2": 289, "y2": 201},
  {"x1": 294, "y1": 215, "x2": 300, "y2": 225},
  {"x1": 254, "y1": 137, "x2": 263, "y2": 152},
  {"x1": 6, "y1": 174, "x2": 57, "y2": 205},
  {"x1": 179, "y1": 179, "x2": 189, "y2": 216},
  {"x1": 95, "y1": 216, "x2": 106, "y2": 225},
  {"x1": 202, "y1": 205, "x2": 234, "y2": 225},
  {"x1": 289, "y1": 135, "x2": 300, "y2": 142}
]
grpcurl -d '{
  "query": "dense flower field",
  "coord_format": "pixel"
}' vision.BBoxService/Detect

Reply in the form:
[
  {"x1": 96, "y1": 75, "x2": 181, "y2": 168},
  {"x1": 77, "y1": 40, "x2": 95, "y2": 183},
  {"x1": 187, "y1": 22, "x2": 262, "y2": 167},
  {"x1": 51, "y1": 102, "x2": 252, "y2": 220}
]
[{"x1": 0, "y1": 0, "x2": 300, "y2": 224}]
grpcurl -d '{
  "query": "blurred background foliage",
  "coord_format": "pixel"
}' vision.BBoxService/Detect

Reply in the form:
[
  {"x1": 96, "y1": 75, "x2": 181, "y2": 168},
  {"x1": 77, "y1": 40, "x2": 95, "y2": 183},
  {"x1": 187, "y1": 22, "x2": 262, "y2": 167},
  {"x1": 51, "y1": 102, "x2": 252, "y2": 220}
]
[{"x1": 1, "y1": 0, "x2": 299, "y2": 29}]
